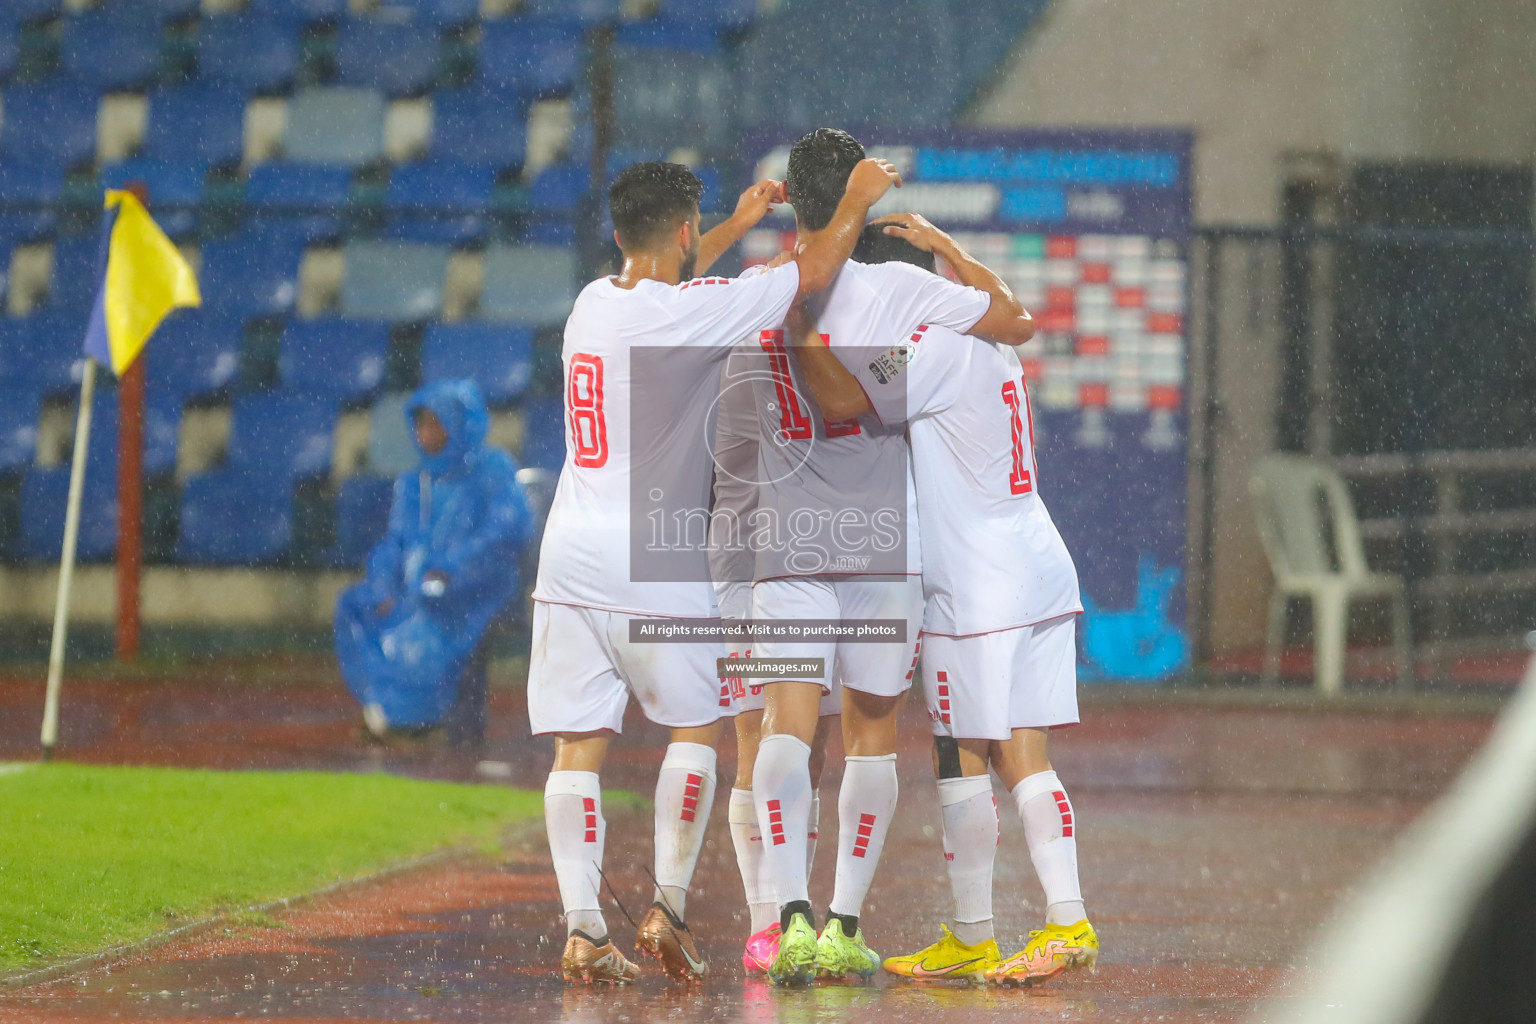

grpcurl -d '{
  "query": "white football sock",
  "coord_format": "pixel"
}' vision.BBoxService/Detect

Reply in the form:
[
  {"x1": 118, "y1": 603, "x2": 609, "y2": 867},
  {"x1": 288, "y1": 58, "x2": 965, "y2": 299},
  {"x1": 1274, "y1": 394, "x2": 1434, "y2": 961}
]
[
  {"x1": 729, "y1": 787, "x2": 777, "y2": 933},
  {"x1": 807, "y1": 789, "x2": 822, "y2": 882},
  {"x1": 1014, "y1": 770, "x2": 1086, "y2": 925},
  {"x1": 545, "y1": 770, "x2": 607, "y2": 939},
  {"x1": 752, "y1": 733, "x2": 813, "y2": 909},
  {"x1": 652, "y1": 742, "x2": 717, "y2": 921},
  {"x1": 828, "y1": 754, "x2": 899, "y2": 919},
  {"x1": 938, "y1": 774, "x2": 998, "y2": 946}
]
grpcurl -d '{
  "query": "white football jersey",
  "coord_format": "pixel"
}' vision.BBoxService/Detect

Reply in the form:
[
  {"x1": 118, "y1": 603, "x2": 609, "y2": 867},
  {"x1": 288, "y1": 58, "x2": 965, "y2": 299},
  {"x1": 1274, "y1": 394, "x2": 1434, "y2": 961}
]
[
  {"x1": 532, "y1": 264, "x2": 801, "y2": 618},
  {"x1": 850, "y1": 323, "x2": 1082, "y2": 636},
  {"x1": 750, "y1": 260, "x2": 992, "y2": 581}
]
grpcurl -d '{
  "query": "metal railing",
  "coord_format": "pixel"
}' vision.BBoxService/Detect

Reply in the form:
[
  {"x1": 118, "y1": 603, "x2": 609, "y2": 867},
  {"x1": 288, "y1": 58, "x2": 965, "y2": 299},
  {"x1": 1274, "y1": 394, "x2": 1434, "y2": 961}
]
[{"x1": 1336, "y1": 448, "x2": 1536, "y2": 662}]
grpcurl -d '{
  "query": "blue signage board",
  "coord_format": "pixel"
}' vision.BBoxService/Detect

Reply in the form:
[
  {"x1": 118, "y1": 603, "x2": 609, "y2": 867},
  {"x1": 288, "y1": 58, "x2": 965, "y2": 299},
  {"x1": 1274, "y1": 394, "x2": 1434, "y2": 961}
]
[{"x1": 741, "y1": 128, "x2": 1193, "y2": 682}]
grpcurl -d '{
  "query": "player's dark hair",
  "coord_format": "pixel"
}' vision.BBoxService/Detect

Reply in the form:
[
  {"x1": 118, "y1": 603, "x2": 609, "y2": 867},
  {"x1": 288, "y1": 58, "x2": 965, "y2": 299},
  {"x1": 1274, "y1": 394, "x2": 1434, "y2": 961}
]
[
  {"x1": 853, "y1": 223, "x2": 936, "y2": 272},
  {"x1": 785, "y1": 128, "x2": 865, "y2": 231},
  {"x1": 608, "y1": 161, "x2": 703, "y2": 249}
]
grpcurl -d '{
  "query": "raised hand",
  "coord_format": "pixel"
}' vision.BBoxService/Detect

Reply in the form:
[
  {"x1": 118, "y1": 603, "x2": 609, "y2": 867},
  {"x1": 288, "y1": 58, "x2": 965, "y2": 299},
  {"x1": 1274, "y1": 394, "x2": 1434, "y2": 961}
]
[
  {"x1": 872, "y1": 212, "x2": 950, "y2": 253},
  {"x1": 733, "y1": 178, "x2": 787, "y2": 228},
  {"x1": 844, "y1": 158, "x2": 904, "y2": 206}
]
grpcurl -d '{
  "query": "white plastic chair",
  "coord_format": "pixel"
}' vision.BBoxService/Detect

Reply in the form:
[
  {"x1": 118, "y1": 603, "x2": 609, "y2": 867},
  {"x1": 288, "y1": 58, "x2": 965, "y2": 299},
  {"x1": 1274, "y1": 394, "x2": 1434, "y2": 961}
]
[{"x1": 1249, "y1": 455, "x2": 1413, "y2": 693}]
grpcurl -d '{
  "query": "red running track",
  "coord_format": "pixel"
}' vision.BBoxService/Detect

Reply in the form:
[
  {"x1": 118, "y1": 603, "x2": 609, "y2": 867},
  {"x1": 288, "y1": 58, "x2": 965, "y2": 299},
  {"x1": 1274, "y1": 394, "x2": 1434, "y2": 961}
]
[{"x1": 0, "y1": 665, "x2": 1496, "y2": 1023}]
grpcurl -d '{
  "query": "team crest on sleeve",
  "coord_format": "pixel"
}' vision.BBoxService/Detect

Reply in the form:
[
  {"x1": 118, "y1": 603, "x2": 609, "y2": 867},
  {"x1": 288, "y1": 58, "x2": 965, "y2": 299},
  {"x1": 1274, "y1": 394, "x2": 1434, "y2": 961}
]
[{"x1": 867, "y1": 324, "x2": 929, "y2": 385}]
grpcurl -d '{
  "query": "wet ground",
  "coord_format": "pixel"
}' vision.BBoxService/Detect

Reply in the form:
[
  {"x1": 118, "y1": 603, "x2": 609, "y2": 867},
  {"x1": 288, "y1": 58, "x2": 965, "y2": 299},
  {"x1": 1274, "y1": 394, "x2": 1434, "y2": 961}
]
[{"x1": 0, "y1": 663, "x2": 1499, "y2": 1023}]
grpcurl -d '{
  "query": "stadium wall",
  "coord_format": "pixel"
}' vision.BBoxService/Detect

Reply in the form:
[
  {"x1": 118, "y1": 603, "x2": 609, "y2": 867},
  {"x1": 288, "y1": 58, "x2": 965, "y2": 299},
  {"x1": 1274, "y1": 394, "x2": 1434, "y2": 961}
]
[
  {"x1": 973, "y1": 0, "x2": 1536, "y2": 654},
  {"x1": 971, "y1": 0, "x2": 1536, "y2": 226}
]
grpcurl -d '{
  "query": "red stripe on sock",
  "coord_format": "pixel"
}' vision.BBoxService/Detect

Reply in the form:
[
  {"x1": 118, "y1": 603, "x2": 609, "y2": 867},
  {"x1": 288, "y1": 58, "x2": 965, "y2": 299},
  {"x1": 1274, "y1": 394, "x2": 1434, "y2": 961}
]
[
  {"x1": 852, "y1": 812, "x2": 877, "y2": 858},
  {"x1": 582, "y1": 797, "x2": 598, "y2": 844},
  {"x1": 1054, "y1": 791, "x2": 1074, "y2": 837},
  {"x1": 680, "y1": 772, "x2": 704, "y2": 823},
  {"x1": 767, "y1": 799, "x2": 786, "y2": 846}
]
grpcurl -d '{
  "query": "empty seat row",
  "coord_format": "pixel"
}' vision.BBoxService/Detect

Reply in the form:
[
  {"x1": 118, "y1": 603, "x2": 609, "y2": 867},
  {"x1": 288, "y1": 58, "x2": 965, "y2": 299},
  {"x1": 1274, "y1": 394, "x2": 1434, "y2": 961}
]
[
  {"x1": 5, "y1": 14, "x2": 609, "y2": 96},
  {"x1": 0, "y1": 81, "x2": 536, "y2": 173},
  {"x1": 9, "y1": 231, "x2": 577, "y2": 323},
  {"x1": 0, "y1": 313, "x2": 535, "y2": 408},
  {"x1": 2, "y1": 390, "x2": 565, "y2": 566}
]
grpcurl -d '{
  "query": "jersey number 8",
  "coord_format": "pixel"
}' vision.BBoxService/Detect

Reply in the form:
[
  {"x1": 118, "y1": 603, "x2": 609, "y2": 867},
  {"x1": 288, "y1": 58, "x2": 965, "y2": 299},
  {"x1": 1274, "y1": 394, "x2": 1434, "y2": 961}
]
[{"x1": 569, "y1": 353, "x2": 608, "y2": 468}]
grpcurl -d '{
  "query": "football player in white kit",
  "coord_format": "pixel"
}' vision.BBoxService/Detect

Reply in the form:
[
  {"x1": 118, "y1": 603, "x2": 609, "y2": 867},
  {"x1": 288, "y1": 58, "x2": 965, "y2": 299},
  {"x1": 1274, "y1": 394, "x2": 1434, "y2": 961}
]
[
  {"x1": 527, "y1": 158, "x2": 902, "y2": 985},
  {"x1": 747, "y1": 130, "x2": 1038, "y2": 986},
  {"x1": 708, "y1": 347, "x2": 838, "y2": 976},
  {"x1": 789, "y1": 221, "x2": 1097, "y2": 987}
]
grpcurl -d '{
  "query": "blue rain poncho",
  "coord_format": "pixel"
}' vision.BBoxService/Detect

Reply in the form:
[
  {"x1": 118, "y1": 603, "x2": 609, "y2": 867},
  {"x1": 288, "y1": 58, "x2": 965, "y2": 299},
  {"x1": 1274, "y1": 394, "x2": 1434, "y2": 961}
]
[{"x1": 335, "y1": 380, "x2": 531, "y2": 730}]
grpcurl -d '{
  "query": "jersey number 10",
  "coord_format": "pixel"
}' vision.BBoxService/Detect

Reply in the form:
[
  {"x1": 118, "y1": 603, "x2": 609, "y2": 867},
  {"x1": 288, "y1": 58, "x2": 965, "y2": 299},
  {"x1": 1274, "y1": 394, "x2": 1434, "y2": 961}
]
[
  {"x1": 1001, "y1": 379, "x2": 1035, "y2": 495},
  {"x1": 760, "y1": 329, "x2": 862, "y2": 439}
]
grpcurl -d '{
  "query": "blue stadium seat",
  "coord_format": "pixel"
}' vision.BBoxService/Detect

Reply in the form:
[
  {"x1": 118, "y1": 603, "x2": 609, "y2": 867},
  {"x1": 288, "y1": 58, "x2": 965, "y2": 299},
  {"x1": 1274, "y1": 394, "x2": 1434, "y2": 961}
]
[
  {"x1": 61, "y1": 13, "x2": 164, "y2": 93},
  {"x1": 0, "y1": 83, "x2": 98, "y2": 169},
  {"x1": 366, "y1": 392, "x2": 416, "y2": 475},
  {"x1": 521, "y1": 0, "x2": 621, "y2": 25},
  {"x1": 7, "y1": 0, "x2": 63, "y2": 23},
  {"x1": 612, "y1": 22, "x2": 733, "y2": 153},
  {"x1": 430, "y1": 86, "x2": 528, "y2": 171},
  {"x1": 737, "y1": 0, "x2": 973, "y2": 129},
  {"x1": 197, "y1": 15, "x2": 300, "y2": 92},
  {"x1": 0, "y1": 385, "x2": 40, "y2": 472},
  {"x1": 278, "y1": 317, "x2": 389, "y2": 401},
  {"x1": 528, "y1": 161, "x2": 588, "y2": 215},
  {"x1": 283, "y1": 86, "x2": 387, "y2": 167},
  {"x1": 336, "y1": 18, "x2": 439, "y2": 97},
  {"x1": 422, "y1": 322, "x2": 532, "y2": 405},
  {"x1": 476, "y1": 20, "x2": 583, "y2": 98},
  {"x1": 175, "y1": 470, "x2": 294, "y2": 564},
  {"x1": 618, "y1": 17, "x2": 726, "y2": 52},
  {"x1": 0, "y1": 23, "x2": 19, "y2": 83},
  {"x1": 145, "y1": 309, "x2": 242, "y2": 400},
  {"x1": 386, "y1": 161, "x2": 494, "y2": 245},
  {"x1": 19, "y1": 461, "x2": 117, "y2": 561},
  {"x1": 479, "y1": 244, "x2": 577, "y2": 325},
  {"x1": 120, "y1": 0, "x2": 203, "y2": 20},
  {"x1": 198, "y1": 229, "x2": 307, "y2": 318},
  {"x1": 143, "y1": 85, "x2": 247, "y2": 167},
  {"x1": 0, "y1": 315, "x2": 84, "y2": 396},
  {"x1": 376, "y1": 0, "x2": 480, "y2": 28},
  {"x1": 225, "y1": 393, "x2": 338, "y2": 479},
  {"x1": 141, "y1": 389, "x2": 183, "y2": 475},
  {"x1": 0, "y1": 161, "x2": 61, "y2": 243},
  {"x1": 245, "y1": 0, "x2": 349, "y2": 24},
  {"x1": 521, "y1": 394, "x2": 564, "y2": 471},
  {"x1": 658, "y1": 0, "x2": 757, "y2": 31},
  {"x1": 339, "y1": 240, "x2": 450, "y2": 321},
  {"x1": 17, "y1": 391, "x2": 118, "y2": 562},
  {"x1": 48, "y1": 234, "x2": 104, "y2": 316},
  {"x1": 243, "y1": 163, "x2": 351, "y2": 243},
  {"x1": 100, "y1": 160, "x2": 209, "y2": 238},
  {"x1": 328, "y1": 473, "x2": 393, "y2": 567}
]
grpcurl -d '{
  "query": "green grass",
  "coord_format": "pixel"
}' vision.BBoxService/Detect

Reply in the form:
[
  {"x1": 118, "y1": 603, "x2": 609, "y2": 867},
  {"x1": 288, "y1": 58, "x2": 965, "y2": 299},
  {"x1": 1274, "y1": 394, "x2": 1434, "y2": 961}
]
[{"x1": 0, "y1": 762, "x2": 546, "y2": 972}]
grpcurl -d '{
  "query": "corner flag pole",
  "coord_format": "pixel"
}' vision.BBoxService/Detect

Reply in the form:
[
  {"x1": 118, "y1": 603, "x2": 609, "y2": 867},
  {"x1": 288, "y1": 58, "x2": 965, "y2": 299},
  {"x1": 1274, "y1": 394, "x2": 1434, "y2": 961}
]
[{"x1": 41, "y1": 358, "x2": 98, "y2": 761}]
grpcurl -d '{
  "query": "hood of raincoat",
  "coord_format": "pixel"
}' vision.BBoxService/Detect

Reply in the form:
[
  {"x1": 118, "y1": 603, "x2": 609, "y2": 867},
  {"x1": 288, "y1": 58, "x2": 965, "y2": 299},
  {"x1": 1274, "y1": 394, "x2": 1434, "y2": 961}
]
[{"x1": 404, "y1": 379, "x2": 490, "y2": 475}]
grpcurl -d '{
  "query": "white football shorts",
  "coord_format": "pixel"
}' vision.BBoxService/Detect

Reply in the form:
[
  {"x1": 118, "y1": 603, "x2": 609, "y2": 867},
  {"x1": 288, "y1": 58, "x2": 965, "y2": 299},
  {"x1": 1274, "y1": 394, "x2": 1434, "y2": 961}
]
[
  {"x1": 526, "y1": 600, "x2": 734, "y2": 735},
  {"x1": 922, "y1": 613, "x2": 1081, "y2": 740},
  {"x1": 738, "y1": 575, "x2": 924, "y2": 713}
]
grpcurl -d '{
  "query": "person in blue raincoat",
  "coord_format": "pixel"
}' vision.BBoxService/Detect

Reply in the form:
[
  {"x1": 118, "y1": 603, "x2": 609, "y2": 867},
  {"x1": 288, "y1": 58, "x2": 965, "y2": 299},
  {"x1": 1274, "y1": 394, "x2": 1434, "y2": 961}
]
[{"x1": 335, "y1": 379, "x2": 531, "y2": 747}]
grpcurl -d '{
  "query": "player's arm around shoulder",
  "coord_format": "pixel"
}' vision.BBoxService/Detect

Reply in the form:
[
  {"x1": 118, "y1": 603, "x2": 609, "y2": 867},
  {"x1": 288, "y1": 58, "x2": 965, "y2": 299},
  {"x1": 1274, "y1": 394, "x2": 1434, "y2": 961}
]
[
  {"x1": 792, "y1": 158, "x2": 905, "y2": 297},
  {"x1": 875, "y1": 213, "x2": 1036, "y2": 346}
]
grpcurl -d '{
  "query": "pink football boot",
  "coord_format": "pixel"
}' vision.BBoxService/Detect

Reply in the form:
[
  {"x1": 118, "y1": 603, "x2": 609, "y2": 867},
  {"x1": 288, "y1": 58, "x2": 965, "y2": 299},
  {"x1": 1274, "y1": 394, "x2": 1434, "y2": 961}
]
[{"x1": 742, "y1": 923, "x2": 782, "y2": 974}]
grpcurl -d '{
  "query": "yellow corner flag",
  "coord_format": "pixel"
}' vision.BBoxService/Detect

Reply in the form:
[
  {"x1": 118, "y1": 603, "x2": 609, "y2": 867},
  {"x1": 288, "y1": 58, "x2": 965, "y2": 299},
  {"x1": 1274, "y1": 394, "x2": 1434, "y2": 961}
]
[{"x1": 81, "y1": 189, "x2": 201, "y2": 377}]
